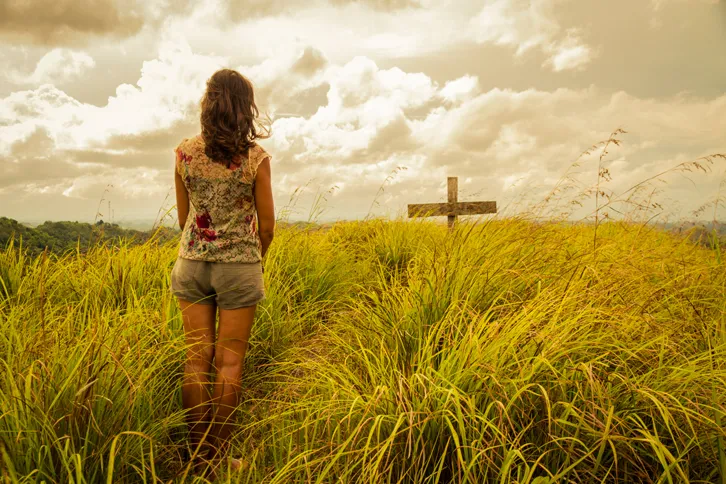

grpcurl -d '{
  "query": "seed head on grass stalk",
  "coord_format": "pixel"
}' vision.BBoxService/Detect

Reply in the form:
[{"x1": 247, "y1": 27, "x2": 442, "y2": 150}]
[
  {"x1": 530, "y1": 135, "x2": 616, "y2": 222},
  {"x1": 152, "y1": 189, "x2": 175, "y2": 232},
  {"x1": 366, "y1": 166, "x2": 408, "y2": 220},
  {"x1": 691, "y1": 166, "x2": 726, "y2": 227},
  {"x1": 307, "y1": 184, "x2": 339, "y2": 225},
  {"x1": 582, "y1": 152, "x2": 726, "y2": 227},
  {"x1": 277, "y1": 179, "x2": 315, "y2": 224}
]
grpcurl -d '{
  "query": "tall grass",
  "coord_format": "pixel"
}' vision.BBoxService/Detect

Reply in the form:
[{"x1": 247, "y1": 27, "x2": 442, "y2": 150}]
[
  {"x1": 0, "y1": 215, "x2": 724, "y2": 483},
  {"x1": 1, "y1": 131, "x2": 725, "y2": 482}
]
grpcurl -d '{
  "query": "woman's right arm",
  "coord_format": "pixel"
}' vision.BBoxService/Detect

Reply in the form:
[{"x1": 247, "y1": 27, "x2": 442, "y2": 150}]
[{"x1": 254, "y1": 156, "x2": 275, "y2": 259}]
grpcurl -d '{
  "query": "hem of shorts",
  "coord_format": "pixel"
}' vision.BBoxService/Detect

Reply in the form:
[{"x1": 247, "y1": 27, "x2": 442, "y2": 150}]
[
  {"x1": 175, "y1": 299, "x2": 217, "y2": 306},
  {"x1": 170, "y1": 290, "x2": 217, "y2": 305},
  {"x1": 217, "y1": 295, "x2": 266, "y2": 310}
]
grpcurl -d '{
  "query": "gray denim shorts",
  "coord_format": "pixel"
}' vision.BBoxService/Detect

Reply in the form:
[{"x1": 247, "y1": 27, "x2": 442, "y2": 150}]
[{"x1": 170, "y1": 257, "x2": 265, "y2": 309}]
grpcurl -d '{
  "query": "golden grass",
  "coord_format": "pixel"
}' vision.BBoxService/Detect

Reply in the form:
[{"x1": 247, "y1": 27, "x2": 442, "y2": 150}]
[{"x1": 0, "y1": 216, "x2": 724, "y2": 483}]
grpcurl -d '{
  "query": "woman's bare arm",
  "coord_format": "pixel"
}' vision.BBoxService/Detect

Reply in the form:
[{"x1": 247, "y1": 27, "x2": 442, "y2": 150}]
[
  {"x1": 174, "y1": 169, "x2": 189, "y2": 230},
  {"x1": 254, "y1": 156, "x2": 275, "y2": 259}
]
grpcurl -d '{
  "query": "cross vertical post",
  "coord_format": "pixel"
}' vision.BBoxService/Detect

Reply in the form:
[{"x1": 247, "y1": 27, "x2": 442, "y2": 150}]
[{"x1": 447, "y1": 177, "x2": 458, "y2": 230}]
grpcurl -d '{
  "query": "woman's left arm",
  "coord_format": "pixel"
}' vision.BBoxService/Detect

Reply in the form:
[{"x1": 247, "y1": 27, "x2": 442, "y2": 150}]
[{"x1": 174, "y1": 169, "x2": 189, "y2": 230}]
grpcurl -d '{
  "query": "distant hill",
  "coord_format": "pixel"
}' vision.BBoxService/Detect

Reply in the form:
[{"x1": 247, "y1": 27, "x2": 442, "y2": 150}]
[
  {"x1": 0, "y1": 217, "x2": 178, "y2": 256},
  {"x1": 0, "y1": 216, "x2": 333, "y2": 257},
  {"x1": 1, "y1": 215, "x2": 722, "y2": 257}
]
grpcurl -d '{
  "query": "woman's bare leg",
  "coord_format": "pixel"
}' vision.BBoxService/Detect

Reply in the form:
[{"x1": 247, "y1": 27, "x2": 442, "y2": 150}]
[
  {"x1": 207, "y1": 304, "x2": 256, "y2": 464},
  {"x1": 178, "y1": 299, "x2": 217, "y2": 468}
]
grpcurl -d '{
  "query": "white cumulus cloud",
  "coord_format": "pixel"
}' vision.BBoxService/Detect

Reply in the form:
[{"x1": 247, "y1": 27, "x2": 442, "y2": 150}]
[
  {"x1": 470, "y1": 0, "x2": 596, "y2": 72},
  {"x1": 7, "y1": 48, "x2": 95, "y2": 85}
]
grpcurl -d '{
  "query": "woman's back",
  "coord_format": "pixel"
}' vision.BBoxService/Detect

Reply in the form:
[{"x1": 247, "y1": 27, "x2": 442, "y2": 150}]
[{"x1": 175, "y1": 134, "x2": 271, "y2": 263}]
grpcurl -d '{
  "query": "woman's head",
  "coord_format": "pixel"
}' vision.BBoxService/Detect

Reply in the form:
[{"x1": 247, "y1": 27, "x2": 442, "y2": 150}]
[{"x1": 200, "y1": 68, "x2": 270, "y2": 164}]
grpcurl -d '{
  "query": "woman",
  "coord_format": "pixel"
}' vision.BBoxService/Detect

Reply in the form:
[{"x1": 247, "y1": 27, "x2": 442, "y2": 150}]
[{"x1": 170, "y1": 68, "x2": 275, "y2": 477}]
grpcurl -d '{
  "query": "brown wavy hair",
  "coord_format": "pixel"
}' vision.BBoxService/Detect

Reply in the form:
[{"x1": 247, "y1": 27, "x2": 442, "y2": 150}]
[{"x1": 199, "y1": 68, "x2": 271, "y2": 167}]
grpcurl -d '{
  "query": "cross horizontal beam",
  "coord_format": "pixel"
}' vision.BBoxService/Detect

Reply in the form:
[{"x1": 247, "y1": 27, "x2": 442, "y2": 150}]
[{"x1": 408, "y1": 201, "x2": 497, "y2": 218}]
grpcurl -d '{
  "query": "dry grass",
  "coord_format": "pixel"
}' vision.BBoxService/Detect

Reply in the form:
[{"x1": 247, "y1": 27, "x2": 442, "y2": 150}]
[{"x1": 0, "y1": 132, "x2": 725, "y2": 483}]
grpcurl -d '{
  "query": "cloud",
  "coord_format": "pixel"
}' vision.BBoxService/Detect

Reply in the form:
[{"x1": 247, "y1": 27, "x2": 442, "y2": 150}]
[
  {"x1": 7, "y1": 49, "x2": 96, "y2": 85},
  {"x1": 56, "y1": 168, "x2": 169, "y2": 200},
  {"x1": 1, "y1": 38, "x2": 724, "y2": 223},
  {"x1": 238, "y1": 47, "x2": 330, "y2": 117},
  {"x1": 0, "y1": 124, "x2": 201, "y2": 205},
  {"x1": 99, "y1": 117, "x2": 200, "y2": 154},
  {"x1": 0, "y1": 0, "x2": 194, "y2": 45},
  {"x1": 0, "y1": 0, "x2": 142, "y2": 45},
  {"x1": 292, "y1": 47, "x2": 329, "y2": 76},
  {"x1": 651, "y1": 0, "x2": 720, "y2": 10},
  {"x1": 0, "y1": 127, "x2": 102, "y2": 190},
  {"x1": 544, "y1": 30, "x2": 594, "y2": 72},
  {"x1": 411, "y1": 86, "x2": 726, "y2": 218},
  {"x1": 223, "y1": 0, "x2": 300, "y2": 20},
  {"x1": 440, "y1": 76, "x2": 480, "y2": 104},
  {"x1": 0, "y1": 40, "x2": 221, "y2": 206},
  {"x1": 329, "y1": 0, "x2": 421, "y2": 10},
  {"x1": 469, "y1": 0, "x2": 596, "y2": 72},
  {"x1": 0, "y1": 40, "x2": 225, "y2": 154},
  {"x1": 250, "y1": 51, "x2": 725, "y2": 219},
  {"x1": 267, "y1": 55, "x2": 437, "y2": 168},
  {"x1": 222, "y1": 0, "x2": 420, "y2": 21},
  {"x1": 357, "y1": 114, "x2": 416, "y2": 159},
  {"x1": 471, "y1": 0, "x2": 561, "y2": 55}
]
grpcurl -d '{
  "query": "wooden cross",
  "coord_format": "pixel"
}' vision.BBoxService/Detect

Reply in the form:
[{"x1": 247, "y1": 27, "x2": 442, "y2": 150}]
[{"x1": 407, "y1": 177, "x2": 497, "y2": 230}]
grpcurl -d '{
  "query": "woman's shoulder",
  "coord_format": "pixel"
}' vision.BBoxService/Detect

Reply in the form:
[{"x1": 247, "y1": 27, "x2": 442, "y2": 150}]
[
  {"x1": 251, "y1": 142, "x2": 271, "y2": 162},
  {"x1": 178, "y1": 136, "x2": 268, "y2": 165},
  {"x1": 176, "y1": 134, "x2": 204, "y2": 154}
]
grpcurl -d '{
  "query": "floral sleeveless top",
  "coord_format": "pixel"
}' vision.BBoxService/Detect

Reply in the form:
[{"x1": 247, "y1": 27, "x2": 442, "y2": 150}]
[{"x1": 174, "y1": 134, "x2": 270, "y2": 263}]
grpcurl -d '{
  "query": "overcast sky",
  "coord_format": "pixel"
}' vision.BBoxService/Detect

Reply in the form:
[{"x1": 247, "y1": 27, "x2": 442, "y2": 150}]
[{"x1": 1, "y1": 0, "x2": 725, "y2": 226}]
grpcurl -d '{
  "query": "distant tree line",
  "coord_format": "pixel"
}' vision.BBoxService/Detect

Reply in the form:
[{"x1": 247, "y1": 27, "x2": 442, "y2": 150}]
[
  {"x1": 0, "y1": 217, "x2": 178, "y2": 256},
  {"x1": 683, "y1": 225, "x2": 726, "y2": 250},
  {"x1": 0, "y1": 215, "x2": 723, "y2": 257}
]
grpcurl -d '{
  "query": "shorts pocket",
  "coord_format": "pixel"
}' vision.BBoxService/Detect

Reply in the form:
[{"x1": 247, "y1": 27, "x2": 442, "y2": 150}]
[
  {"x1": 171, "y1": 258, "x2": 205, "y2": 300},
  {"x1": 212, "y1": 263, "x2": 264, "y2": 309}
]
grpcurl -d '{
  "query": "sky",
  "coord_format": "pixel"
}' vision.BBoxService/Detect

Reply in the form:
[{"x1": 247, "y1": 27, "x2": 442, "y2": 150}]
[{"x1": 0, "y1": 0, "x2": 725, "y2": 227}]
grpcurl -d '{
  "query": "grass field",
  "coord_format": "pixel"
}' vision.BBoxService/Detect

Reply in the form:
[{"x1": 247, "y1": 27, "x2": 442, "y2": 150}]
[{"x1": 0, "y1": 215, "x2": 724, "y2": 483}]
